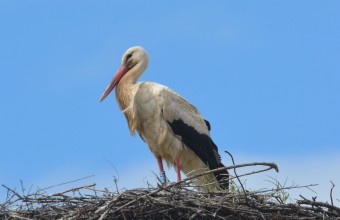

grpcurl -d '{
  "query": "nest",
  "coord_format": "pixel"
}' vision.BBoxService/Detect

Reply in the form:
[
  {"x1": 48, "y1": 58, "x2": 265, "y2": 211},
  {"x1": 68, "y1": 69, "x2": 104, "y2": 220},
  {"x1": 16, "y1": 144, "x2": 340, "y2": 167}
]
[{"x1": 1, "y1": 162, "x2": 339, "y2": 220}]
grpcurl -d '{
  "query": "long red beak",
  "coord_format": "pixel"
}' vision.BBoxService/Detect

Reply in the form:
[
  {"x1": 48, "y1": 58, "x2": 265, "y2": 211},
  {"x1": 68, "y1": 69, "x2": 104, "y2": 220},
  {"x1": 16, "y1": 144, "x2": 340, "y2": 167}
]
[{"x1": 99, "y1": 65, "x2": 128, "y2": 102}]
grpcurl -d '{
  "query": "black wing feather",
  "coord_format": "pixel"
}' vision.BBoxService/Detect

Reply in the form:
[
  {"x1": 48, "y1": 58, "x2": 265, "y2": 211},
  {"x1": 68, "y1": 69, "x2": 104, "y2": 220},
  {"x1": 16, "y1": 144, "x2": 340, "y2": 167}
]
[
  {"x1": 204, "y1": 119, "x2": 211, "y2": 131},
  {"x1": 167, "y1": 119, "x2": 229, "y2": 189}
]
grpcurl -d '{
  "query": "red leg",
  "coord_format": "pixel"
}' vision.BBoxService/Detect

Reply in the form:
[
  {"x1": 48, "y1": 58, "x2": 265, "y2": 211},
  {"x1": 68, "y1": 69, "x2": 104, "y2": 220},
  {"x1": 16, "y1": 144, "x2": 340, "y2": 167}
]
[
  {"x1": 157, "y1": 156, "x2": 166, "y2": 183},
  {"x1": 176, "y1": 156, "x2": 181, "y2": 181},
  {"x1": 157, "y1": 156, "x2": 164, "y2": 173}
]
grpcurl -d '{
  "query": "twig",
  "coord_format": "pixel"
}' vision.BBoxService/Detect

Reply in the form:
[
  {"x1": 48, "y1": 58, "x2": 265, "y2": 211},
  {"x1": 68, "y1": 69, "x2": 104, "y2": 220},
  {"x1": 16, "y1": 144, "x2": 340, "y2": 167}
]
[
  {"x1": 49, "y1": 183, "x2": 96, "y2": 197},
  {"x1": 20, "y1": 180, "x2": 26, "y2": 196},
  {"x1": 95, "y1": 192, "x2": 125, "y2": 214},
  {"x1": 299, "y1": 195, "x2": 308, "y2": 200},
  {"x1": 297, "y1": 200, "x2": 340, "y2": 214},
  {"x1": 225, "y1": 163, "x2": 279, "y2": 183},
  {"x1": 224, "y1": 150, "x2": 248, "y2": 200},
  {"x1": 330, "y1": 180, "x2": 335, "y2": 207},
  {"x1": 248, "y1": 183, "x2": 318, "y2": 197},
  {"x1": 40, "y1": 175, "x2": 95, "y2": 191},
  {"x1": 2, "y1": 185, "x2": 24, "y2": 200},
  {"x1": 113, "y1": 176, "x2": 120, "y2": 195}
]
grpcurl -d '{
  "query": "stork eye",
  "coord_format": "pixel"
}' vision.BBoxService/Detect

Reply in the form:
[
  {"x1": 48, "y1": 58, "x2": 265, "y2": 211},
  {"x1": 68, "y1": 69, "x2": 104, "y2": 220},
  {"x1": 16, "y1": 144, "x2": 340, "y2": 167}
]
[{"x1": 126, "y1": 53, "x2": 133, "y2": 62}]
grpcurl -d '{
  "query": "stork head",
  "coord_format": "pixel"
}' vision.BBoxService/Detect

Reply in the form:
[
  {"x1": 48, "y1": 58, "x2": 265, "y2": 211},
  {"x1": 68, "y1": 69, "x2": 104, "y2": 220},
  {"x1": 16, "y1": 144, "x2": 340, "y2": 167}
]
[{"x1": 99, "y1": 46, "x2": 148, "y2": 102}]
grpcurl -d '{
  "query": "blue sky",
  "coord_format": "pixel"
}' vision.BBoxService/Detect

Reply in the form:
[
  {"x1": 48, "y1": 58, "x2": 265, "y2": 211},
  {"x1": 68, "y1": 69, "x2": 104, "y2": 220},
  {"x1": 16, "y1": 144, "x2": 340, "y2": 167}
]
[{"x1": 0, "y1": 1, "x2": 339, "y2": 203}]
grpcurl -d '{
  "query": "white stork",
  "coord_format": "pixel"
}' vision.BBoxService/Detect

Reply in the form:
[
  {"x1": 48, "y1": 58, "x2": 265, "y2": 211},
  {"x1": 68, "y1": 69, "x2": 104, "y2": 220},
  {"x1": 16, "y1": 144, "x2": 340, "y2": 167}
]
[{"x1": 100, "y1": 46, "x2": 228, "y2": 190}]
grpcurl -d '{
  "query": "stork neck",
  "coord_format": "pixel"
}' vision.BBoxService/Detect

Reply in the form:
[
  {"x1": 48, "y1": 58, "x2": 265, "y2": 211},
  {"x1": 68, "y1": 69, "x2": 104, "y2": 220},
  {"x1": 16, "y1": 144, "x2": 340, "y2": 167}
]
[
  {"x1": 115, "y1": 82, "x2": 135, "y2": 112},
  {"x1": 120, "y1": 61, "x2": 147, "y2": 86},
  {"x1": 115, "y1": 59, "x2": 148, "y2": 111},
  {"x1": 115, "y1": 62, "x2": 146, "y2": 111}
]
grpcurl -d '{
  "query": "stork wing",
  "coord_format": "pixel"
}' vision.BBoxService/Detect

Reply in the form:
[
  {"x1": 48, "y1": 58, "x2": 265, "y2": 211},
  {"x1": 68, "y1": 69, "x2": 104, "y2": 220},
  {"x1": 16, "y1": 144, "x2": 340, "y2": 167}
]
[{"x1": 138, "y1": 82, "x2": 221, "y2": 170}]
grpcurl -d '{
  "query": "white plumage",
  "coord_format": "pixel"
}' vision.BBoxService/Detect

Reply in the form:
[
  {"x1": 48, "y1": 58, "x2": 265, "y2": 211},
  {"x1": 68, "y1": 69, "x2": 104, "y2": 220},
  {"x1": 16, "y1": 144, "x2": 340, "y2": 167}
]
[{"x1": 100, "y1": 46, "x2": 228, "y2": 190}]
